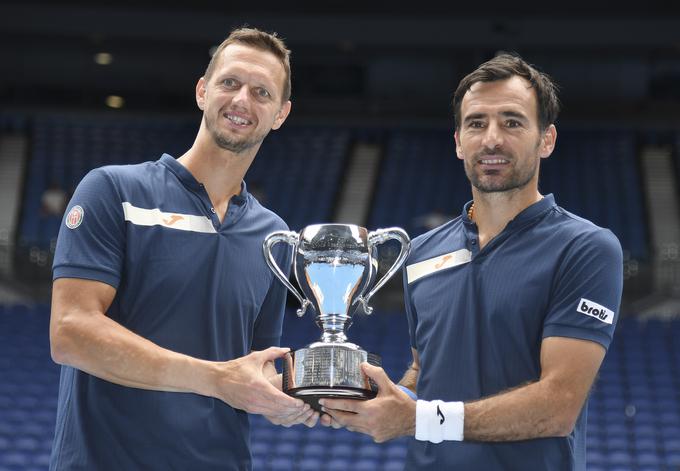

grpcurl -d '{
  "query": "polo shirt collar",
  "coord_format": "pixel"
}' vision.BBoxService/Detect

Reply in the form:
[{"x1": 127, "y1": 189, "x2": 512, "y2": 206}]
[
  {"x1": 510, "y1": 193, "x2": 555, "y2": 226},
  {"x1": 462, "y1": 194, "x2": 556, "y2": 227},
  {"x1": 159, "y1": 153, "x2": 249, "y2": 205}
]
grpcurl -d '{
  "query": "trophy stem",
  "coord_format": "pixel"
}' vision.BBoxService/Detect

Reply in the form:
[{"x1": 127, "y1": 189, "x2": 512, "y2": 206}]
[
  {"x1": 320, "y1": 331, "x2": 347, "y2": 343},
  {"x1": 316, "y1": 314, "x2": 351, "y2": 344}
]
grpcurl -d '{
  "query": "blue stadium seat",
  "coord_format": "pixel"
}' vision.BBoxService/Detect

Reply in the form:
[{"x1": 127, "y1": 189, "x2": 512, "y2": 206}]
[
  {"x1": 355, "y1": 458, "x2": 380, "y2": 471},
  {"x1": 329, "y1": 443, "x2": 354, "y2": 458},
  {"x1": 270, "y1": 457, "x2": 296, "y2": 470},
  {"x1": 382, "y1": 459, "x2": 406, "y2": 471},
  {"x1": 274, "y1": 441, "x2": 298, "y2": 457},
  {"x1": 326, "y1": 458, "x2": 351, "y2": 471},
  {"x1": 297, "y1": 457, "x2": 323, "y2": 471},
  {"x1": 250, "y1": 456, "x2": 265, "y2": 470},
  {"x1": 300, "y1": 443, "x2": 325, "y2": 458},
  {"x1": 385, "y1": 442, "x2": 408, "y2": 460}
]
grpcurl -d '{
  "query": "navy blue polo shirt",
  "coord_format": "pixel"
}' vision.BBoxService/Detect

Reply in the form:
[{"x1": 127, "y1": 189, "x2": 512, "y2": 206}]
[
  {"x1": 50, "y1": 154, "x2": 291, "y2": 471},
  {"x1": 403, "y1": 195, "x2": 623, "y2": 471}
]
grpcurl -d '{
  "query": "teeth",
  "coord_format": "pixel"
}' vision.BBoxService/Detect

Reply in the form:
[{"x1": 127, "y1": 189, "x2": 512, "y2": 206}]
[
  {"x1": 480, "y1": 159, "x2": 508, "y2": 164},
  {"x1": 226, "y1": 114, "x2": 251, "y2": 125}
]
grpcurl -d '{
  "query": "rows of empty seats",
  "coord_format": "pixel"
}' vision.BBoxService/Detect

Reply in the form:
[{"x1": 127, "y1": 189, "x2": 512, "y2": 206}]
[
  {"x1": 1, "y1": 304, "x2": 679, "y2": 470},
  {"x1": 369, "y1": 128, "x2": 469, "y2": 236},
  {"x1": 541, "y1": 128, "x2": 648, "y2": 260},
  {"x1": 18, "y1": 115, "x2": 349, "y2": 249},
  {"x1": 370, "y1": 127, "x2": 650, "y2": 260}
]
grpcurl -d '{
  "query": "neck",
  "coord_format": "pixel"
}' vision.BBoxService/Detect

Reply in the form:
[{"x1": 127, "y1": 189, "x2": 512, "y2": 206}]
[
  {"x1": 469, "y1": 188, "x2": 543, "y2": 248},
  {"x1": 178, "y1": 130, "x2": 259, "y2": 209}
]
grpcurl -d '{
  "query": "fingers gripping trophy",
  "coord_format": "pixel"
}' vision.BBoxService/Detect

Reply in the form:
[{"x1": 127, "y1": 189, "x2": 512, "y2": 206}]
[{"x1": 263, "y1": 224, "x2": 410, "y2": 412}]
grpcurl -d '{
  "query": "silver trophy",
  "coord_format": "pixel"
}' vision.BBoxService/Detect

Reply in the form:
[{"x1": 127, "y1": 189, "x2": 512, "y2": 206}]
[{"x1": 263, "y1": 224, "x2": 410, "y2": 411}]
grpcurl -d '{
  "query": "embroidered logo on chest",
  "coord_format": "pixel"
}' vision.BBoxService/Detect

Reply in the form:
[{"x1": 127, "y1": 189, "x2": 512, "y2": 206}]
[
  {"x1": 121, "y1": 202, "x2": 216, "y2": 234},
  {"x1": 406, "y1": 248, "x2": 471, "y2": 284}
]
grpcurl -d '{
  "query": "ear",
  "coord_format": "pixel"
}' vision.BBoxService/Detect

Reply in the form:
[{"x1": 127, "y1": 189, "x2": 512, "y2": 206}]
[
  {"x1": 454, "y1": 130, "x2": 464, "y2": 160},
  {"x1": 196, "y1": 77, "x2": 207, "y2": 111},
  {"x1": 539, "y1": 124, "x2": 557, "y2": 159},
  {"x1": 271, "y1": 100, "x2": 292, "y2": 130}
]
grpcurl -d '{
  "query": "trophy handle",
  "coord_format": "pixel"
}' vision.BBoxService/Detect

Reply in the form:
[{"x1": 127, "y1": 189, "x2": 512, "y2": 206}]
[
  {"x1": 357, "y1": 227, "x2": 411, "y2": 314},
  {"x1": 263, "y1": 231, "x2": 311, "y2": 317}
]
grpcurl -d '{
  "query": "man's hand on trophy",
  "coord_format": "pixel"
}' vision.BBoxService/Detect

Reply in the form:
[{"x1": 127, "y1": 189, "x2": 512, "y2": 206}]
[
  {"x1": 264, "y1": 367, "x2": 320, "y2": 428},
  {"x1": 215, "y1": 347, "x2": 307, "y2": 419},
  {"x1": 318, "y1": 363, "x2": 416, "y2": 443}
]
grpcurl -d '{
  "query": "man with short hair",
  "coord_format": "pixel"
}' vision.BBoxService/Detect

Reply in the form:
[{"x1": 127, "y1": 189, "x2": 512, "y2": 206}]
[
  {"x1": 320, "y1": 53, "x2": 623, "y2": 471},
  {"x1": 49, "y1": 27, "x2": 317, "y2": 471}
]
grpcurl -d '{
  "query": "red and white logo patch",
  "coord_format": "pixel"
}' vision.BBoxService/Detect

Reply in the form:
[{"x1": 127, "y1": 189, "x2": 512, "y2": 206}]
[{"x1": 65, "y1": 205, "x2": 84, "y2": 229}]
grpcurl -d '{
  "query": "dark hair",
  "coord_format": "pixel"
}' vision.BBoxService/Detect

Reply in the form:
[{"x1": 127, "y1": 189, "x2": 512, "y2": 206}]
[
  {"x1": 453, "y1": 52, "x2": 560, "y2": 131},
  {"x1": 204, "y1": 27, "x2": 292, "y2": 102}
]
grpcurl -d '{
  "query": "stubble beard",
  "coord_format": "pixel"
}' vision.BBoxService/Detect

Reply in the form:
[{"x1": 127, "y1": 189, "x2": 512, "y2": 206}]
[
  {"x1": 204, "y1": 112, "x2": 269, "y2": 154},
  {"x1": 466, "y1": 144, "x2": 541, "y2": 194}
]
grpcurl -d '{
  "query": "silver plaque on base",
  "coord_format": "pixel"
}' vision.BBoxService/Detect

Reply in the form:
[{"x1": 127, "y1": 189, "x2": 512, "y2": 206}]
[{"x1": 263, "y1": 224, "x2": 410, "y2": 412}]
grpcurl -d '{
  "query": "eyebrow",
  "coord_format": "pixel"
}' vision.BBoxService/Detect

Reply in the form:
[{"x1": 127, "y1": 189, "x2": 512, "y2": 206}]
[
  {"x1": 214, "y1": 71, "x2": 276, "y2": 91},
  {"x1": 463, "y1": 110, "x2": 529, "y2": 124}
]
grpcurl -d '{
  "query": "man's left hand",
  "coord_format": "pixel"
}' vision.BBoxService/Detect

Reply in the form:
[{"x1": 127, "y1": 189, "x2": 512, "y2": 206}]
[
  {"x1": 319, "y1": 363, "x2": 416, "y2": 442},
  {"x1": 265, "y1": 368, "x2": 319, "y2": 428}
]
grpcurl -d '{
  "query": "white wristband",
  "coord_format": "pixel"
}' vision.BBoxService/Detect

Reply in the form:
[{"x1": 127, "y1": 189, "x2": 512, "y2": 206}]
[{"x1": 415, "y1": 400, "x2": 464, "y2": 443}]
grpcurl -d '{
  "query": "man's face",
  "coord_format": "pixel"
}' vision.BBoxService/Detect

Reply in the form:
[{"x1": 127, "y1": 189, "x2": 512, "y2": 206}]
[
  {"x1": 454, "y1": 76, "x2": 555, "y2": 194},
  {"x1": 197, "y1": 44, "x2": 291, "y2": 154}
]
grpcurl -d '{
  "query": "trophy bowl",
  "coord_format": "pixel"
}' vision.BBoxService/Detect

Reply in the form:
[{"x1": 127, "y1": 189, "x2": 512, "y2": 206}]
[{"x1": 263, "y1": 224, "x2": 410, "y2": 412}]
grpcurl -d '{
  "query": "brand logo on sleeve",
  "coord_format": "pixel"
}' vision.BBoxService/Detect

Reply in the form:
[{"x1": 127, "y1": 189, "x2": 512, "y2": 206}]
[
  {"x1": 577, "y1": 298, "x2": 614, "y2": 324},
  {"x1": 65, "y1": 205, "x2": 84, "y2": 229}
]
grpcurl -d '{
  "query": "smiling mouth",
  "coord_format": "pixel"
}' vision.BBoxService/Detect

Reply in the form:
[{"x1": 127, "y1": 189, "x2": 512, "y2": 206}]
[
  {"x1": 479, "y1": 158, "x2": 509, "y2": 165},
  {"x1": 224, "y1": 113, "x2": 252, "y2": 126}
]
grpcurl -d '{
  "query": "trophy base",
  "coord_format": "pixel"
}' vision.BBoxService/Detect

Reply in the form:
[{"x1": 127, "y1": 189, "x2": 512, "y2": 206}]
[
  {"x1": 287, "y1": 386, "x2": 377, "y2": 413},
  {"x1": 282, "y1": 344, "x2": 381, "y2": 413}
]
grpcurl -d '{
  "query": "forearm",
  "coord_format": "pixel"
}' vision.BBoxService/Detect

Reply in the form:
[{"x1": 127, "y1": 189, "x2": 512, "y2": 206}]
[
  {"x1": 463, "y1": 379, "x2": 577, "y2": 441},
  {"x1": 51, "y1": 307, "x2": 217, "y2": 396}
]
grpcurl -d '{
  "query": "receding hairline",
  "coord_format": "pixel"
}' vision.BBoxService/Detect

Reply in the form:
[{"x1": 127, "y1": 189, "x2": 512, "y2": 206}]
[
  {"x1": 205, "y1": 43, "x2": 285, "y2": 78},
  {"x1": 461, "y1": 76, "x2": 539, "y2": 110}
]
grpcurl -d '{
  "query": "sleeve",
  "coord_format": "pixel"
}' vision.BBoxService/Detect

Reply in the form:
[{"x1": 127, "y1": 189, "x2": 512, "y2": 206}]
[
  {"x1": 52, "y1": 168, "x2": 126, "y2": 289},
  {"x1": 403, "y1": 260, "x2": 419, "y2": 350},
  {"x1": 542, "y1": 228, "x2": 623, "y2": 350},
  {"x1": 251, "y1": 235, "x2": 293, "y2": 351}
]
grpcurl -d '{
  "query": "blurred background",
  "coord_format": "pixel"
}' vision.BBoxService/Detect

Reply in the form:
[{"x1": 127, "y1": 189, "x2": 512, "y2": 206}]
[{"x1": 1, "y1": 2, "x2": 679, "y2": 470}]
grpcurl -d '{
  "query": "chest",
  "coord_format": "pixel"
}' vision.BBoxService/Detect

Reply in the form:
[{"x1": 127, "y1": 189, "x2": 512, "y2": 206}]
[{"x1": 409, "y1": 244, "x2": 558, "y2": 351}]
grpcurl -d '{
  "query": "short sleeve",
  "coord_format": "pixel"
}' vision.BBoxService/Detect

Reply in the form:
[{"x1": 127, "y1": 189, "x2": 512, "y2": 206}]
[
  {"x1": 542, "y1": 229, "x2": 623, "y2": 350},
  {"x1": 251, "y1": 235, "x2": 293, "y2": 351},
  {"x1": 403, "y1": 264, "x2": 419, "y2": 350},
  {"x1": 52, "y1": 168, "x2": 126, "y2": 289}
]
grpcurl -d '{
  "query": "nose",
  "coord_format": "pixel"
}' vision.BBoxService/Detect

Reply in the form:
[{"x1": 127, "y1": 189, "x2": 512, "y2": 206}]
[
  {"x1": 232, "y1": 85, "x2": 251, "y2": 106},
  {"x1": 481, "y1": 121, "x2": 503, "y2": 151}
]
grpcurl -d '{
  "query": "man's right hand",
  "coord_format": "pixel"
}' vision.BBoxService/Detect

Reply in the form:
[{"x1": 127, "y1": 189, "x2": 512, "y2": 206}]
[{"x1": 215, "y1": 347, "x2": 307, "y2": 418}]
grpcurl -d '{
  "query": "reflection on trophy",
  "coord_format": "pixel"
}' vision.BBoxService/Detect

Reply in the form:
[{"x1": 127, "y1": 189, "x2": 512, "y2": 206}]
[{"x1": 263, "y1": 224, "x2": 410, "y2": 412}]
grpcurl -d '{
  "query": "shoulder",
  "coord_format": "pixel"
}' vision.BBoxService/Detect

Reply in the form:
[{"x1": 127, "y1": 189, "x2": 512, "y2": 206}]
[
  {"x1": 76, "y1": 161, "x2": 157, "y2": 191},
  {"x1": 408, "y1": 216, "x2": 465, "y2": 262},
  {"x1": 547, "y1": 206, "x2": 623, "y2": 265},
  {"x1": 88, "y1": 160, "x2": 161, "y2": 188}
]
